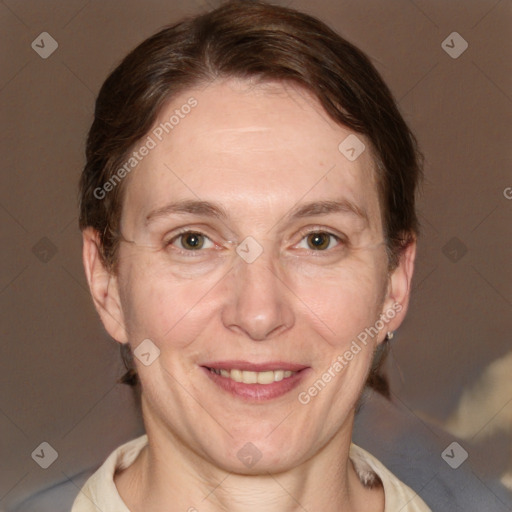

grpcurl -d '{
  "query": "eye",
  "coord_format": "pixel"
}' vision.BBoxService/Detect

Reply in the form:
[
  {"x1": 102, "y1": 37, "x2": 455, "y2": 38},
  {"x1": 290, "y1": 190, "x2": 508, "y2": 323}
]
[
  {"x1": 167, "y1": 231, "x2": 215, "y2": 251},
  {"x1": 296, "y1": 231, "x2": 343, "y2": 251}
]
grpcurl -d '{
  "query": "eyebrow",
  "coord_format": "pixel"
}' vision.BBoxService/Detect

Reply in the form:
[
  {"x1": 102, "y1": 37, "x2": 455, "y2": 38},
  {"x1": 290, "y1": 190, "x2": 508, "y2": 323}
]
[{"x1": 145, "y1": 198, "x2": 368, "y2": 226}]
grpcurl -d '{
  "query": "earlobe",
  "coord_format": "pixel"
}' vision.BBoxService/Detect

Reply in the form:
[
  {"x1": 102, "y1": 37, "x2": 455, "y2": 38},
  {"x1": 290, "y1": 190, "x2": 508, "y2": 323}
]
[
  {"x1": 380, "y1": 239, "x2": 417, "y2": 338},
  {"x1": 82, "y1": 227, "x2": 128, "y2": 344}
]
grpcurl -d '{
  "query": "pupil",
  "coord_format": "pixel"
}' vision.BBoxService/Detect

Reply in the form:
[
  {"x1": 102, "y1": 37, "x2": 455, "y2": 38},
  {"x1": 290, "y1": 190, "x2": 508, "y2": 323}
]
[
  {"x1": 184, "y1": 233, "x2": 203, "y2": 249},
  {"x1": 309, "y1": 233, "x2": 328, "y2": 250}
]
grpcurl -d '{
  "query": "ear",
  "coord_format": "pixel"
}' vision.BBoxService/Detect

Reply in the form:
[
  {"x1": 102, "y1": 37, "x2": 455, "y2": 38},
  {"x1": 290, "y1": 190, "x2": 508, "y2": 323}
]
[
  {"x1": 82, "y1": 227, "x2": 128, "y2": 344},
  {"x1": 379, "y1": 239, "x2": 417, "y2": 341}
]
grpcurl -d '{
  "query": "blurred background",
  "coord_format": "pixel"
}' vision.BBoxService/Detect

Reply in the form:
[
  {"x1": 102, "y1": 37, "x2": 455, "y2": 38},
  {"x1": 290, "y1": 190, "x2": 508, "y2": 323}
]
[{"x1": 1, "y1": 0, "x2": 511, "y2": 510}]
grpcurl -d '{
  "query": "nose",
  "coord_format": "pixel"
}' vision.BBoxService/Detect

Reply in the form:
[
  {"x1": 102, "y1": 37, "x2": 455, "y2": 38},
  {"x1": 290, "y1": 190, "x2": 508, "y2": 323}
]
[{"x1": 221, "y1": 246, "x2": 294, "y2": 341}]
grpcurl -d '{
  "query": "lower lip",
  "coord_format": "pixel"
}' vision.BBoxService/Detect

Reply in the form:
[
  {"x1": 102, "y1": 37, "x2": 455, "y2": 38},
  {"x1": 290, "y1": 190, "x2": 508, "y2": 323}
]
[{"x1": 201, "y1": 367, "x2": 310, "y2": 402}]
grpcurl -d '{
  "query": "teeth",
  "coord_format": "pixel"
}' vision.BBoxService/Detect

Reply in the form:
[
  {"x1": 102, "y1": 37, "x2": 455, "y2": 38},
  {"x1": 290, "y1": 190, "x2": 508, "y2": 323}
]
[
  {"x1": 257, "y1": 371, "x2": 274, "y2": 384},
  {"x1": 231, "y1": 369, "x2": 243, "y2": 382},
  {"x1": 209, "y1": 368, "x2": 297, "y2": 384}
]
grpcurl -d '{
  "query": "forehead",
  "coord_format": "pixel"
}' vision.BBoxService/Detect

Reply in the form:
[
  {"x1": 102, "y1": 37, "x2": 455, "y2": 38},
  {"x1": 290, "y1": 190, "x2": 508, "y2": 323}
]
[{"x1": 121, "y1": 78, "x2": 381, "y2": 232}]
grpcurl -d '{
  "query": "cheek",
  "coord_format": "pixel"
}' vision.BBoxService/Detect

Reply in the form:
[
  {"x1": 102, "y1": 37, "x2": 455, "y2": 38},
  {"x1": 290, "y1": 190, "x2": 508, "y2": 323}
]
[
  {"x1": 289, "y1": 257, "x2": 388, "y2": 343},
  {"x1": 118, "y1": 258, "x2": 226, "y2": 345},
  {"x1": 118, "y1": 246, "x2": 389, "y2": 353}
]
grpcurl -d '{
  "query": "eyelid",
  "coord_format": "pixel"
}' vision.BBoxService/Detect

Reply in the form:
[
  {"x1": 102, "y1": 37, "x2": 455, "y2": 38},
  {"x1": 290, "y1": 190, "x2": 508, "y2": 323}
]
[
  {"x1": 165, "y1": 228, "x2": 219, "y2": 253},
  {"x1": 292, "y1": 226, "x2": 347, "y2": 251},
  {"x1": 295, "y1": 225, "x2": 347, "y2": 241},
  {"x1": 165, "y1": 225, "x2": 347, "y2": 257}
]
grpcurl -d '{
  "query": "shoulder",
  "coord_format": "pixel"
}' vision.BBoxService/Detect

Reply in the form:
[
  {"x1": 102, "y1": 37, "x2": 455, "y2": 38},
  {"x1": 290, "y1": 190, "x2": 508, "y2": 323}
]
[
  {"x1": 71, "y1": 435, "x2": 148, "y2": 512},
  {"x1": 353, "y1": 389, "x2": 512, "y2": 510},
  {"x1": 350, "y1": 443, "x2": 432, "y2": 512}
]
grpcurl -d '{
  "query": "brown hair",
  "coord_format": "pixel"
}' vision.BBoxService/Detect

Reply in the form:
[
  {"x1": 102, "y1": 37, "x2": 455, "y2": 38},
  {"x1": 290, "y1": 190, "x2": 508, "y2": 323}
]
[{"x1": 79, "y1": 0, "x2": 422, "y2": 396}]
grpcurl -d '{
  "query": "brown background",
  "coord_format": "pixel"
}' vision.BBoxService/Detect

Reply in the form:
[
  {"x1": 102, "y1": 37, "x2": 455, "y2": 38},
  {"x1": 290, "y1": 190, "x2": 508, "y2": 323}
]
[{"x1": 1, "y1": 0, "x2": 511, "y2": 510}]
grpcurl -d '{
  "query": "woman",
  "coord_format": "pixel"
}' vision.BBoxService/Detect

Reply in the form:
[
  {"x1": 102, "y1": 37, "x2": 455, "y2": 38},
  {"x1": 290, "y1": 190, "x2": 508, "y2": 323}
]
[{"x1": 74, "y1": 1, "x2": 429, "y2": 510}]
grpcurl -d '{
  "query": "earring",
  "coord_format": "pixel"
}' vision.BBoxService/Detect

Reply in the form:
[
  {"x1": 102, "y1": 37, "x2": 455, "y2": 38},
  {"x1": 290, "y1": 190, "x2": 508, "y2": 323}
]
[{"x1": 385, "y1": 331, "x2": 394, "y2": 341}]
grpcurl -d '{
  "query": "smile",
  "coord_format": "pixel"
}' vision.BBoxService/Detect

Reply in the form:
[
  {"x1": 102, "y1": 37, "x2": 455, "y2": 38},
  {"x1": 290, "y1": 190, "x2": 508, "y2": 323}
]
[
  {"x1": 201, "y1": 362, "x2": 310, "y2": 401},
  {"x1": 207, "y1": 368, "x2": 297, "y2": 384}
]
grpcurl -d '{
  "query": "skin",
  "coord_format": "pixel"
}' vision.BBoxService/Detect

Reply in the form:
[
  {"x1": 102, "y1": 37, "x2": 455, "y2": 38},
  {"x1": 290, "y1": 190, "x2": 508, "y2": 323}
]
[{"x1": 83, "y1": 78, "x2": 416, "y2": 512}]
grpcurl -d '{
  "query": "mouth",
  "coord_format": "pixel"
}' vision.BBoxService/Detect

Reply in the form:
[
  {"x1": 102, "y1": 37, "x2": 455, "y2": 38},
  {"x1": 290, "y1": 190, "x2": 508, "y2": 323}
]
[
  {"x1": 208, "y1": 367, "x2": 297, "y2": 384},
  {"x1": 201, "y1": 361, "x2": 310, "y2": 402}
]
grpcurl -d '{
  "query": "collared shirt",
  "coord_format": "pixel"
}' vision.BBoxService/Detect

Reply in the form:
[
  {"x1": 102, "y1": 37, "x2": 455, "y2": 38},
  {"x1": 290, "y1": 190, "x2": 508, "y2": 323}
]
[{"x1": 71, "y1": 435, "x2": 432, "y2": 511}]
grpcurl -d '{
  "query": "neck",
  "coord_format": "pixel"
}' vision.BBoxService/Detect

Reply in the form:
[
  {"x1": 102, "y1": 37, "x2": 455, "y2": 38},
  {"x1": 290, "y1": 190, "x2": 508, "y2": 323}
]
[{"x1": 115, "y1": 408, "x2": 384, "y2": 512}]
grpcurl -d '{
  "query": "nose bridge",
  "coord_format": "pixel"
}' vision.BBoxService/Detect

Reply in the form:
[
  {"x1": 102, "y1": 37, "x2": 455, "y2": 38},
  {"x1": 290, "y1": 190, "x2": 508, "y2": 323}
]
[
  {"x1": 221, "y1": 240, "x2": 293, "y2": 341},
  {"x1": 237, "y1": 243, "x2": 277, "y2": 294}
]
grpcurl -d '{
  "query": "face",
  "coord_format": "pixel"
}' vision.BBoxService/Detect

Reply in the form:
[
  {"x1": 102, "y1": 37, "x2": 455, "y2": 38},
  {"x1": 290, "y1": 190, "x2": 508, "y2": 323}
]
[{"x1": 86, "y1": 78, "x2": 414, "y2": 474}]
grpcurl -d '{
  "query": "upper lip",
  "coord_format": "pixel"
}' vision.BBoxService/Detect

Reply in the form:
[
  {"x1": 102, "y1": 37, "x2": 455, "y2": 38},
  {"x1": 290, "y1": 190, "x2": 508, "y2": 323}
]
[{"x1": 202, "y1": 361, "x2": 309, "y2": 372}]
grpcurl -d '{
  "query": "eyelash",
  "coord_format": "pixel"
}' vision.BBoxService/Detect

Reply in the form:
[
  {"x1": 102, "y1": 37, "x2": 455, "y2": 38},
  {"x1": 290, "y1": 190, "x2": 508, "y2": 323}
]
[{"x1": 164, "y1": 227, "x2": 346, "y2": 257}]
